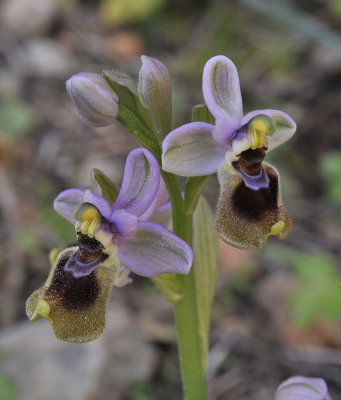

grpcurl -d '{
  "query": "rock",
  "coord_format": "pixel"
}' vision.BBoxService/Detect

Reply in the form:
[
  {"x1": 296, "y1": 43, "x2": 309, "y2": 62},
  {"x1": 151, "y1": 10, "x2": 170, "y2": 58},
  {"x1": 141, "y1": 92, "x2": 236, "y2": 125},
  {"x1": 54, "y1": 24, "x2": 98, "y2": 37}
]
[
  {"x1": 22, "y1": 39, "x2": 75, "y2": 78},
  {"x1": 0, "y1": 303, "x2": 158, "y2": 400},
  {"x1": 1, "y1": 0, "x2": 58, "y2": 37}
]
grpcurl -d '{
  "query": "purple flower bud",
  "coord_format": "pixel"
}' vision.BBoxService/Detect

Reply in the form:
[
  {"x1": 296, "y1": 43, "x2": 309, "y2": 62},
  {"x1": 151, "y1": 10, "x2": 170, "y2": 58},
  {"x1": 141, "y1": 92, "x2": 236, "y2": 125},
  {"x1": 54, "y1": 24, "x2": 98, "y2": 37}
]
[
  {"x1": 66, "y1": 72, "x2": 119, "y2": 127},
  {"x1": 275, "y1": 376, "x2": 331, "y2": 400},
  {"x1": 138, "y1": 56, "x2": 172, "y2": 139}
]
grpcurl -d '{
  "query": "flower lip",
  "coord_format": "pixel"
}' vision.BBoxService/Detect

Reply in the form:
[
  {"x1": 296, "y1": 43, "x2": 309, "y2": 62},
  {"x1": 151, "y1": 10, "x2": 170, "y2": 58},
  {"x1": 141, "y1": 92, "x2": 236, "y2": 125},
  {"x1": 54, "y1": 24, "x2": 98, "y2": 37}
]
[
  {"x1": 26, "y1": 245, "x2": 118, "y2": 342},
  {"x1": 230, "y1": 145, "x2": 269, "y2": 190},
  {"x1": 232, "y1": 165, "x2": 278, "y2": 221},
  {"x1": 64, "y1": 228, "x2": 110, "y2": 278},
  {"x1": 216, "y1": 161, "x2": 293, "y2": 249},
  {"x1": 233, "y1": 161, "x2": 269, "y2": 191},
  {"x1": 45, "y1": 248, "x2": 101, "y2": 311},
  {"x1": 64, "y1": 250, "x2": 105, "y2": 278}
]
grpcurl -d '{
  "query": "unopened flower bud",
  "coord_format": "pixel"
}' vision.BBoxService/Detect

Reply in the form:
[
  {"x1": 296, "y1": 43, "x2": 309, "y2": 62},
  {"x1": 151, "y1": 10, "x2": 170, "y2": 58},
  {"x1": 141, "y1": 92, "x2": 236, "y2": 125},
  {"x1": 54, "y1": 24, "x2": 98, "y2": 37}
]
[
  {"x1": 138, "y1": 56, "x2": 171, "y2": 139},
  {"x1": 66, "y1": 72, "x2": 119, "y2": 127},
  {"x1": 275, "y1": 376, "x2": 331, "y2": 400}
]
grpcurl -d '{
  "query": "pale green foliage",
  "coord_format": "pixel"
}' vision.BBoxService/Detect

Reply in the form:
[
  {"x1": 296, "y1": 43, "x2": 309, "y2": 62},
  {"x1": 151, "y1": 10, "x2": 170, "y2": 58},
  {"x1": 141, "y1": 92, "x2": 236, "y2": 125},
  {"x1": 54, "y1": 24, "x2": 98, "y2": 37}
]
[
  {"x1": 90, "y1": 168, "x2": 119, "y2": 206},
  {"x1": 103, "y1": 70, "x2": 159, "y2": 154},
  {"x1": 100, "y1": 0, "x2": 166, "y2": 26},
  {"x1": 0, "y1": 100, "x2": 35, "y2": 137},
  {"x1": 151, "y1": 273, "x2": 183, "y2": 303},
  {"x1": 191, "y1": 104, "x2": 215, "y2": 125},
  {"x1": 193, "y1": 197, "x2": 219, "y2": 370},
  {"x1": 0, "y1": 376, "x2": 16, "y2": 400},
  {"x1": 320, "y1": 152, "x2": 341, "y2": 208},
  {"x1": 330, "y1": 0, "x2": 341, "y2": 17},
  {"x1": 289, "y1": 253, "x2": 341, "y2": 327}
]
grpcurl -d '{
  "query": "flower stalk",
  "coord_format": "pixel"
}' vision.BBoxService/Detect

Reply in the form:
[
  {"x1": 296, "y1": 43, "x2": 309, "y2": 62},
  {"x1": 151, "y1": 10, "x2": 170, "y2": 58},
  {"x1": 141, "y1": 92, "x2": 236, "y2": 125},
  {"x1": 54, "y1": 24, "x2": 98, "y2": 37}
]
[
  {"x1": 170, "y1": 183, "x2": 209, "y2": 400},
  {"x1": 27, "y1": 53, "x2": 299, "y2": 400}
]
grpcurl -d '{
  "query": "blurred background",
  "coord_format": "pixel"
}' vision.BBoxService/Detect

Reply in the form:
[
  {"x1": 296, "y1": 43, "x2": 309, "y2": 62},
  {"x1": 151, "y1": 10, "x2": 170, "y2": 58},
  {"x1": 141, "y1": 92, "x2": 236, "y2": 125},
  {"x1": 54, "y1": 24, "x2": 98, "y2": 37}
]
[{"x1": 1, "y1": 0, "x2": 341, "y2": 399}]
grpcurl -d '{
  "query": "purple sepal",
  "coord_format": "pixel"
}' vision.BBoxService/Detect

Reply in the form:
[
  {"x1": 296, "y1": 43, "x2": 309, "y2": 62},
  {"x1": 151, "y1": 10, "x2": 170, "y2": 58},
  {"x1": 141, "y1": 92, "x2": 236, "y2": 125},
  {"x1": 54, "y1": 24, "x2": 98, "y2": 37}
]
[
  {"x1": 116, "y1": 221, "x2": 193, "y2": 277},
  {"x1": 54, "y1": 189, "x2": 112, "y2": 225},
  {"x1": 202, "y1": 55, "x2": 243, "y2": 124},
  {"x1": 139, "y1": 178, "x2": 168, "y2": 221},
  {"x1": 113, "y1": 148, "x2": 160, "y2": 217},
  {"x1": 162, "y1": 121, "x2": 227, "y2": 176}
]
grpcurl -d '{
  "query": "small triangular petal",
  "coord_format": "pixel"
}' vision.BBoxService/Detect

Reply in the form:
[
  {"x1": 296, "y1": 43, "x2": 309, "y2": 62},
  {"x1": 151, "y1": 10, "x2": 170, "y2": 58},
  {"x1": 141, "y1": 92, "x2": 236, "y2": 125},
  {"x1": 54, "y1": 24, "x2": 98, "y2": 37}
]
[
  {"x1": 202, "y1": 55, "x2": 243, "y2": 124},
  {"x1": 216, "y1": 161, "x2": 292, "y2": 249},
  {"x1": 26, "y1": 247, "x2": 117, "y2": 343}
]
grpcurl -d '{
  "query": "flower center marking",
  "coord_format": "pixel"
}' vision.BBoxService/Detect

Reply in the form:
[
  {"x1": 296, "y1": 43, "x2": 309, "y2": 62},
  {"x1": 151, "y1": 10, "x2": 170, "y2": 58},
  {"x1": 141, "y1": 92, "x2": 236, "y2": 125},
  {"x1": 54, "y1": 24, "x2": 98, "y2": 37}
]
[
  {"x1": 74, "y1": 203, "x2": 101, "y2": 238},
  {"x1": 248, "y1": 115, "x2": 274, "y2": 150}
]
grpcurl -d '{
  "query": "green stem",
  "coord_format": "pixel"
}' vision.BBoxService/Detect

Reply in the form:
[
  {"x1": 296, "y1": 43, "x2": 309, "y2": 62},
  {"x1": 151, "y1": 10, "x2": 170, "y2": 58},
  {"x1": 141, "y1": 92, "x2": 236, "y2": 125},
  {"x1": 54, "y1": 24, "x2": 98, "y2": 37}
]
[
  {"x1": 171, "y1": 198, "x2": 208, "y2": 400},
  {"x1": 126, "y1": 121, "x2": 209, "y2": 398},
  {"x1": 161, "y1": 171, "x2": 183, "y2": 234},
  {"x1": 173, "y1": 263, "x2": 208, "y2": 399},
  {"x1": 184, "y1": 176, "x2": 209, "y2": 214}
]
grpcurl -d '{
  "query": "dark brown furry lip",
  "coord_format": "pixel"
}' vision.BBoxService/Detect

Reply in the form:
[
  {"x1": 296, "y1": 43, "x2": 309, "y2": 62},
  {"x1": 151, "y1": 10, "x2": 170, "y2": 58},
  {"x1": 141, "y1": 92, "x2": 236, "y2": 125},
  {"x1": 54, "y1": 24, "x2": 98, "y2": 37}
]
[
  {"x1": 45, "y1": 252, "x2": 101, "y2": 312},
  {"x1": 232, "y1": 166, "x2": 279, "y2": 222}
]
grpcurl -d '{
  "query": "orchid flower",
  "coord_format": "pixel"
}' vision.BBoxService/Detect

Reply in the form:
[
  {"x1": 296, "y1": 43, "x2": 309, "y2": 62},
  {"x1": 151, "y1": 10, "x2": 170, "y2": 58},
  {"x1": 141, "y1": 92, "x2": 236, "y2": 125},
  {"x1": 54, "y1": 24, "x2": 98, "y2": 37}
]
[
  {"x1": 162, "y1": 55, "x2": 296, "y2": 249},
  {"x1": 275, "y1": 376, "x2": 331, "y2": 400},
  {"x1": 26, "y1": 148, "x2": 192, "y2": 343}
]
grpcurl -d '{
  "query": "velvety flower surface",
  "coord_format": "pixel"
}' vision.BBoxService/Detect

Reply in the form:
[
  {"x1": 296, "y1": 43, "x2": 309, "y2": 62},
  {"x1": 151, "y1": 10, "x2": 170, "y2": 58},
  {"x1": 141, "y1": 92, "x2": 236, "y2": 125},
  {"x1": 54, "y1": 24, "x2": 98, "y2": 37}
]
[
  {"x1": 275, "y1": 376, "x2": 331, "y2": 400},
  {"x1": 162, "y1": 55, "x2": 296, "y2": 249},
  {"x1": 26, "y1": 148, "x2": 192, "y2": 342}
]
